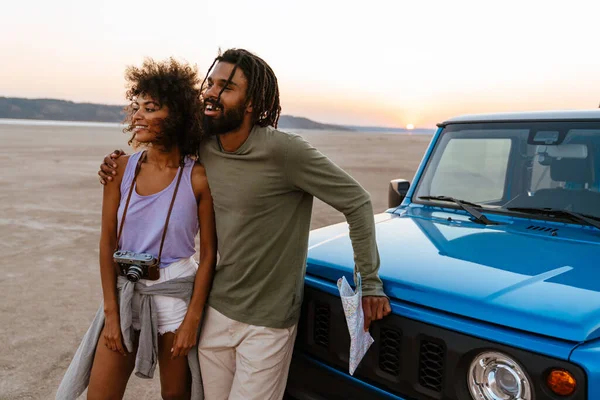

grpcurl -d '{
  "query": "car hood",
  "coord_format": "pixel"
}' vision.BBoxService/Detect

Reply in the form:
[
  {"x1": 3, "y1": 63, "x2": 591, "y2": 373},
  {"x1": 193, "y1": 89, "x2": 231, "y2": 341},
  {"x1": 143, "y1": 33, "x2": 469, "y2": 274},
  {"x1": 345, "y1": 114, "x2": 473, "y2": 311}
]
[{"x1": 307, "y1": 209, "x2": 600, "y2": 342}]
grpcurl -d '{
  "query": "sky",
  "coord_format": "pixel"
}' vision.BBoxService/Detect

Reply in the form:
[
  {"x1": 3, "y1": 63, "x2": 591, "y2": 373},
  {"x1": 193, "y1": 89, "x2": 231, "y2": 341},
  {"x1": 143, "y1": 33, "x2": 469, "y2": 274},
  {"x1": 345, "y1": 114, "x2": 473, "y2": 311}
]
[{"x1": 1, "y1": 0, "x2": 599, "y2": 129}]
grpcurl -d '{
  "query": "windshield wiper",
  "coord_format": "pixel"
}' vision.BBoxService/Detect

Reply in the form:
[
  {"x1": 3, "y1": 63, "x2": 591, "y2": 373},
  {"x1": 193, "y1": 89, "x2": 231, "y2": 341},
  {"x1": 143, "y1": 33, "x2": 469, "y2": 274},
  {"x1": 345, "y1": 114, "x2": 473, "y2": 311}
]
[
  {"x1": 418, "y1": 196, "x2": 498, "y2": 225},
  {"x1": 506, "y1": 207, "x2": 600, "y2": 231}
]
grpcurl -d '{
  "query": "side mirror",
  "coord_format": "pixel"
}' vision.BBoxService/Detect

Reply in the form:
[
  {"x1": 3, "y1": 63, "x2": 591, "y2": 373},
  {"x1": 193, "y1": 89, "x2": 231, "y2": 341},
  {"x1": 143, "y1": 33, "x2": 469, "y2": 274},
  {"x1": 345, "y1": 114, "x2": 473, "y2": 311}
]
[{"x1": 388, "y1": 179, "x2": 410, "y2": 208}]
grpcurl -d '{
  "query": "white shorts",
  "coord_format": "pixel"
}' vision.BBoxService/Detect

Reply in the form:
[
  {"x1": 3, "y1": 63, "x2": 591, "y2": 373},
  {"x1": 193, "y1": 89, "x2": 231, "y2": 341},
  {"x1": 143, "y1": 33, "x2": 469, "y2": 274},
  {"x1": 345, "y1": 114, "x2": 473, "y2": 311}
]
[{"x1": 131, "y1": 256, "x2": 198, "y2": 334}]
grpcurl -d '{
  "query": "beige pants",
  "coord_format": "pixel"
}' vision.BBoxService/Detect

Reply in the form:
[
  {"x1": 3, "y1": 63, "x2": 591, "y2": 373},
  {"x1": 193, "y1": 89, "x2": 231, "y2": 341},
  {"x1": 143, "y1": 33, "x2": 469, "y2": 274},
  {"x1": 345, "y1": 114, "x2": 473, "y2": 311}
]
[{"x1": 198, "y1": 306, "x2": 298, "y2": 400}]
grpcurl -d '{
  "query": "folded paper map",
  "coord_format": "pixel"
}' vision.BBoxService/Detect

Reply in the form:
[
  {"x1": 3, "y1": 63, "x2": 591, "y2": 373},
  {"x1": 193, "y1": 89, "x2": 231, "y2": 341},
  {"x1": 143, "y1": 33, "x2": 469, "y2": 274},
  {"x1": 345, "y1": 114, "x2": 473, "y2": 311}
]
[{"x1": 337, "y1": 273, "x2": 374, "y2": 375}]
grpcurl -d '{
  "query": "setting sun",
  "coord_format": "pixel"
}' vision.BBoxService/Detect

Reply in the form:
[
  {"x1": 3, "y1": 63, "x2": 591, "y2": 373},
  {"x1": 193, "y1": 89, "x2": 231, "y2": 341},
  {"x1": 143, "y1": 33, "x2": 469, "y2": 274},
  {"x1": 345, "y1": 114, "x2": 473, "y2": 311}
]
[{"x1": 406, "y1": 124, "x2": 415, "y2": 130}]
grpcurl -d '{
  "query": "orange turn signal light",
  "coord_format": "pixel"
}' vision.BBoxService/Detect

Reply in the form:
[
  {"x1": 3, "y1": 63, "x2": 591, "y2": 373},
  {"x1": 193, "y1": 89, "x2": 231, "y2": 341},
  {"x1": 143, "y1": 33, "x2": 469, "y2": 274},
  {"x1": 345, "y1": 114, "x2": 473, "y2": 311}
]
[{"x1": 546, "y1": 369, "x2": 576, "y2": 396}]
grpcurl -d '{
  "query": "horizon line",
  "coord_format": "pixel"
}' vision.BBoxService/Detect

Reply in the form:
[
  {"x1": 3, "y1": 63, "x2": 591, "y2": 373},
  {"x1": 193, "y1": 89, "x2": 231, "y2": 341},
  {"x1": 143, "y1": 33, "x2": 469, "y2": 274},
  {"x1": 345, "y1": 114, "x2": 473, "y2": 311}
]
[{"x1": 1, "y1": 95, "x2": 435, "y2": 131}]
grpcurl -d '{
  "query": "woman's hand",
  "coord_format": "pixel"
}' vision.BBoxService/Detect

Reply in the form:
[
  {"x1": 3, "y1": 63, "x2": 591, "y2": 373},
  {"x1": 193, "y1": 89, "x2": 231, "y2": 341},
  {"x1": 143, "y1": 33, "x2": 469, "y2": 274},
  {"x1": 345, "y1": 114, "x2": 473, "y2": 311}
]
[
  {"x1": 103, "y1": 312, "x2": 127, "y2": 356},
  {"x1": 171, "y1": 318, "x2": 200, "y2": 359}
]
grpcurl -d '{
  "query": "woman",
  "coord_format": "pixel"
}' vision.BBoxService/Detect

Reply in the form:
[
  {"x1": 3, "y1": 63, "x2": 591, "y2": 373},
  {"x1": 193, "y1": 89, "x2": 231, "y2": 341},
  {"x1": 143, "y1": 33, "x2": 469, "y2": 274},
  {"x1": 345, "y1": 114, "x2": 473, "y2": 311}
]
[{"x1": 57, "y1": 58, "x2": 216, "y2": 400}]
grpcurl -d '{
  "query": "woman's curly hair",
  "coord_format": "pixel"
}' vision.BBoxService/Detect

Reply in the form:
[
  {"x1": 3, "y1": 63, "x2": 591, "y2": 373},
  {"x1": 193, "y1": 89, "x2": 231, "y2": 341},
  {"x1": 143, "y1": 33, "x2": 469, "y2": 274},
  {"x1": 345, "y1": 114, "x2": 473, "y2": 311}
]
[{"x1": 123, "y1": 58, "x2": 203, "y2": 162}]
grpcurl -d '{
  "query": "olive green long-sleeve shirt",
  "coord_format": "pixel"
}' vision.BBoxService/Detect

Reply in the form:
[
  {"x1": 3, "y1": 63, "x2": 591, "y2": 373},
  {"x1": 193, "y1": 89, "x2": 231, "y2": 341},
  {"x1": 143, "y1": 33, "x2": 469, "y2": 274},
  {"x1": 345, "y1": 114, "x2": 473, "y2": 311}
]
[{"x1": 199, "y1": 125, "x2": 385, "y2": 329}]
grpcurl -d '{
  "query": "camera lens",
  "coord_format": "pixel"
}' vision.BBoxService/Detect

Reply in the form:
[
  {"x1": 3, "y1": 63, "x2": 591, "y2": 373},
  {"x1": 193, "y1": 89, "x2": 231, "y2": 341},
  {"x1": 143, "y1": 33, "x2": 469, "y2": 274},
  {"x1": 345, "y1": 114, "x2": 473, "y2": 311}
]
[{"x1": 126, "y1": 265, "x2": 143, "y2": 282}]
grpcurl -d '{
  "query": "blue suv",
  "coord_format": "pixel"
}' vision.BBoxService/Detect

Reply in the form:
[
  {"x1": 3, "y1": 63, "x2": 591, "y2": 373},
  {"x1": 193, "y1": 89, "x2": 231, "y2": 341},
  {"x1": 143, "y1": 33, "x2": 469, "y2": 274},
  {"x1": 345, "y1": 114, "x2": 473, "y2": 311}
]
[{"x1": 286, "y1": 110, "x2": 600, "y2": 400}]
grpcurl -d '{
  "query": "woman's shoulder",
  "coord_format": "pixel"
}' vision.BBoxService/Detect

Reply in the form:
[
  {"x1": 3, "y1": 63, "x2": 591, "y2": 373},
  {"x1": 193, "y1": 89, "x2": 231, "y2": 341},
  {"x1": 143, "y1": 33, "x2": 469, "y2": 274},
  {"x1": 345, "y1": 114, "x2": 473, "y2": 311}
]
[
  {"x1": 191, "y1": 161, "x2": 207, "y2": 180},
  {"x1": 190, "y1": 162, "x2": 209, "y2": 194},
  {"x1": 114, "y1": 151, "x2": 146, "y2": 186},
  {"x1": 120, "y1": 150, "x2": 150, "y2": 171},
  {"x1": 115, "y1": 153, "x2": 132, "y2": 169}
]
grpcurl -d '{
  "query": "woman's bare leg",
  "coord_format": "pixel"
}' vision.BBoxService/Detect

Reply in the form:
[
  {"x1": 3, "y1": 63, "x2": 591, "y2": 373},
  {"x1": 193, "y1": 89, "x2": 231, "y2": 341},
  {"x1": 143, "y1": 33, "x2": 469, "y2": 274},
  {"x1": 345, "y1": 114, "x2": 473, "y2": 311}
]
[
  {"x1": 87, "y1": 327, "x2": 137, "y2": 400},
  {"x1": 158, "y1": 332, "x2": 191, "y2": 400}
]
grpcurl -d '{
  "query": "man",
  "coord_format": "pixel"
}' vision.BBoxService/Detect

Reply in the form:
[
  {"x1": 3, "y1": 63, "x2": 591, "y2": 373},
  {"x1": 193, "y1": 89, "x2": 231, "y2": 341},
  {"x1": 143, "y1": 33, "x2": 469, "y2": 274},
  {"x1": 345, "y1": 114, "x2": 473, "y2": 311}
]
[{"x1": 99, "y1": 48, "x2": 391, "y2": 400}]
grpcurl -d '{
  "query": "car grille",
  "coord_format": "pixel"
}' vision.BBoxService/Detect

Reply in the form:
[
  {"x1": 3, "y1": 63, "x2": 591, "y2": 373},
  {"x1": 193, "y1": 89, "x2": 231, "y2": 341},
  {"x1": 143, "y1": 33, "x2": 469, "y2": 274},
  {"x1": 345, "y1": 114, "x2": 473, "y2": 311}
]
[
  {"x1": 418, "y1": 340, "x2": 445, "y2": 392},
  {"x1": 379, "y1": 328, "x2": 402, "y2": 376},
  {"x1": 313, "y1": 301, "x2": 330, "y2": 348},
  {"x1": 295, "y1": 285, "x2": 587, "y2": 400}
]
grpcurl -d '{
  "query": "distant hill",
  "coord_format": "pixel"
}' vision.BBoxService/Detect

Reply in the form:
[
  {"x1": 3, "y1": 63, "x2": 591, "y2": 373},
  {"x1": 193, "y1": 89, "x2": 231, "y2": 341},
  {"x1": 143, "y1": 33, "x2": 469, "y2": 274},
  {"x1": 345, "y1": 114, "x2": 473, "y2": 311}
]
[
  {"x1": 0, "y1": 97, "x2": 126, "y2": 123},
  {"x1": 0, "y1": 97, "x2": 352, "y2": 131},
  {"x1": 277, "y1": 115, "x2": 352, "y2": 131}
]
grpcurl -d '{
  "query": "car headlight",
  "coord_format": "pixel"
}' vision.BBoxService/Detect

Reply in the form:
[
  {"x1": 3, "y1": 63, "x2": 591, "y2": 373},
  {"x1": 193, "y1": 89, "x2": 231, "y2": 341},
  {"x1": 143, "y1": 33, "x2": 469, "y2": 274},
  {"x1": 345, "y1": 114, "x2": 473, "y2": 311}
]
[{"x1": 468, "y1": 351, "x2": 532, "y2": 400}]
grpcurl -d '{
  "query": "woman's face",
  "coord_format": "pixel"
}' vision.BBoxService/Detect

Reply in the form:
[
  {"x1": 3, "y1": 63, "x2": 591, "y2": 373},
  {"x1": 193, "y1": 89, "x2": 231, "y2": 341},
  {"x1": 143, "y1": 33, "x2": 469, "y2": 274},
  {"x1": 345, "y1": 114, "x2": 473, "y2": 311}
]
[{"x1": 130, "y1": 94, "x2": 169, "y2": 144}]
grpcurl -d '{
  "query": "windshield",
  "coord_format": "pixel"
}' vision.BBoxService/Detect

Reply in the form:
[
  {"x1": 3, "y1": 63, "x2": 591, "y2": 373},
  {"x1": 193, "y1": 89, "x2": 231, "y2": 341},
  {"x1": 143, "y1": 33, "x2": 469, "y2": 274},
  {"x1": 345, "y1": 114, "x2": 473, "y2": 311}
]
[{"x1": 413, "y1": 121, "x2": 600, "y2": 220}]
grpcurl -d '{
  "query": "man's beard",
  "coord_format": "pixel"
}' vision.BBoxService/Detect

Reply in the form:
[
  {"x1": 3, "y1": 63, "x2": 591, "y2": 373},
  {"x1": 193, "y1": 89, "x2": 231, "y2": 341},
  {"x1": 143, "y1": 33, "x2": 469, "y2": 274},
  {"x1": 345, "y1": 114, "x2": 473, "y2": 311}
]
[{"x1": 203, "y1": 102, "x2": 246, "y2": 137}]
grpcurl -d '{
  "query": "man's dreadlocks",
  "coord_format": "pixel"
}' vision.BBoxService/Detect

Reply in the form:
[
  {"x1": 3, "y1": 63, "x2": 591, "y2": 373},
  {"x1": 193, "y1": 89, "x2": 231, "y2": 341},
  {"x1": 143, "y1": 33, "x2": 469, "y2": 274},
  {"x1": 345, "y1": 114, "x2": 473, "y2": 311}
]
[{"x1": 201, "y1": 49, "x2": 281, "y2": 128}]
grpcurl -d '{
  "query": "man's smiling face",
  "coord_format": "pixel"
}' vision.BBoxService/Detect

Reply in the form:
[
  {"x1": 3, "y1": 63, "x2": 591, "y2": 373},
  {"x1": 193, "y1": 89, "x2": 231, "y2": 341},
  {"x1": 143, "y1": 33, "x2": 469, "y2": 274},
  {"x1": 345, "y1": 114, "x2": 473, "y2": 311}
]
[{"x1": 202, "y1": 61, "x2": 252, "y2": 136}]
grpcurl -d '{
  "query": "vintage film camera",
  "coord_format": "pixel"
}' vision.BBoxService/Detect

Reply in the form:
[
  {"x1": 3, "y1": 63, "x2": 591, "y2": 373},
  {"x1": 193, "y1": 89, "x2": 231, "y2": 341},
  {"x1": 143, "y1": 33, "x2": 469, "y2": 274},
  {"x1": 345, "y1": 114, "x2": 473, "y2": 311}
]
[{"x1": 113, "y1": 250, "x2": 160, "y2": 282}]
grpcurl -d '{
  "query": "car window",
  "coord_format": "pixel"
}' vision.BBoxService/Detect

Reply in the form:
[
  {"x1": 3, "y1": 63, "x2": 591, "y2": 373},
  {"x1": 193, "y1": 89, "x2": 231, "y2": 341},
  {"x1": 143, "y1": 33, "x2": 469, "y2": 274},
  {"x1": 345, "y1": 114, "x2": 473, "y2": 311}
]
[
  {"x1": 430, "y1": 138, "x2": 511, "y2": 203},
  {"x1": 413, "y1": 122, "x2": 600, "y2": 219}
]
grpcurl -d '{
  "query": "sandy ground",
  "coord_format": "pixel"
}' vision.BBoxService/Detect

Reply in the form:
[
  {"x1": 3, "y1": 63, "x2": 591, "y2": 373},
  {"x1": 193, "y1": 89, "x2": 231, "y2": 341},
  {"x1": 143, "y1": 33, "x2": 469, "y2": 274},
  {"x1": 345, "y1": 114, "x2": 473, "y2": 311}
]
[{"x1": 0, "y1": 123, "x2": 431, "y2": 399}]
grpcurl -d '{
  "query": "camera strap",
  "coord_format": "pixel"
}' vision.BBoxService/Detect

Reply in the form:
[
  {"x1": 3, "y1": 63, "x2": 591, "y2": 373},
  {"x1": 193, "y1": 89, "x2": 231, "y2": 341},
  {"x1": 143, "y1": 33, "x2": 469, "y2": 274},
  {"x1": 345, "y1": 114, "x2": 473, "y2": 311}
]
[{"x1": 115, "y1": 150, "x2": 186, "y2": 265}]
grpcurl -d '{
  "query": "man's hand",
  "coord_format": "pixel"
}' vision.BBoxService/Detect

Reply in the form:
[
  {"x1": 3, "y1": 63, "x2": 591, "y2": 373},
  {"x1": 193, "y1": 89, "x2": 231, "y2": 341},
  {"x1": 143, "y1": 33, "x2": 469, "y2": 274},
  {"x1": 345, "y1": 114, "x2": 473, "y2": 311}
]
[
  {"x1": 98, "y1": 149, "x2": 126, "y2": 185},
  {"x1": 362, "y1": 296, "x2": 391, "y2": 331}
]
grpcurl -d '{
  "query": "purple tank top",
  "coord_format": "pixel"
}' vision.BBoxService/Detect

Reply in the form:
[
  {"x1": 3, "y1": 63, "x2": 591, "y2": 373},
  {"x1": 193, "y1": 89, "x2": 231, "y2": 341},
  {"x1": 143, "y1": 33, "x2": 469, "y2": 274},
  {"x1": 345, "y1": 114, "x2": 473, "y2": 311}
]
[{"x1": 117, "y1": 151, "x2": 198, "y2": 268}]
